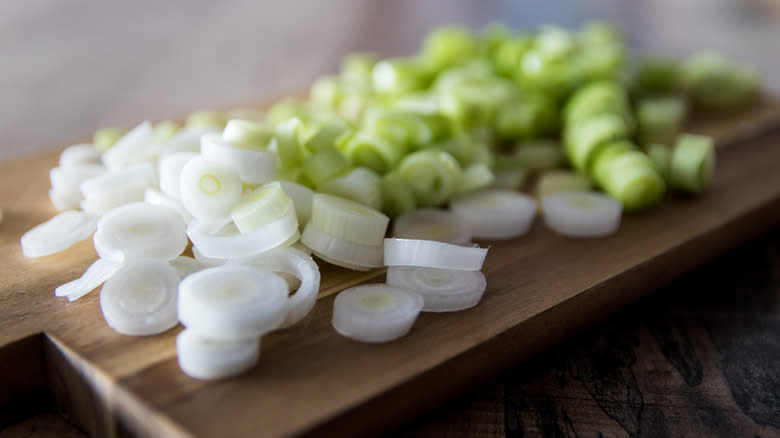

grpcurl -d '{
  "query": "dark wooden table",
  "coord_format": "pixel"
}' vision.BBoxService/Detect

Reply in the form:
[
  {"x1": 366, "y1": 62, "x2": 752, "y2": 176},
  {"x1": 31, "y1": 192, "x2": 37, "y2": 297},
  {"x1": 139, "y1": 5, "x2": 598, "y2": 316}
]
[{"x1": 1, "y1": 1, "x2": 779, "y2": 437}]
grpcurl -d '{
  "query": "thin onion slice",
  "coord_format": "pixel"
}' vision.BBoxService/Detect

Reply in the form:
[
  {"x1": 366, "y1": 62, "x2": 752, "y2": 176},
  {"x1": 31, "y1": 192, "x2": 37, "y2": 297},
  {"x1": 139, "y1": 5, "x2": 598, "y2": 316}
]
[
  {"x1": 50, "y1": 164, "x2": 106, "y2": 204},
  {"x1": 100, "y1": 259, "x2": 179, "y2": 335},
  {"x1": 309, "y1": 194, "x2": 389, "y2": 246},
  {"x1": 178, "y1": 265, "x2": 289, "y2": 340},
  {"x1": 159, "y1": 152, "x2": 197, "y2": 200},
  {"x1": 279, "y1": 181, "x2": 314, "y2": 226},
  {"x1": 231, "y1": 247, "x2": 321, "y2": 328},
  {"x1": 332, "y1": 284, "x2": 423, "y2": 343},
  {"x1": 450, "y1": 190, "x2": 536, "y2": 239},
  {"x1": 176, "y1": 329, "x2": 260, "y2": 381},
  {"x1": 59, "y1": 144, "x2": 101, "y2": 167},
  {"x1": 81, "y1": 182, "x2": 149, "y2": 216},
  {"x1": 101, "y1": 121, "x2": 155, "y2": 170},
  {"x1": 80, "y1": 163, "x2": 156, "y2": 199},
  {"x1": 55, "y1": 258, "x2": 122, "y2": 301},
  {"x1": 169, "y1": 256, "x2": 205, "y2": 279},
  {"x1": 96, "y1": 202, "x2": 187, "y2": 261},
  {"x1": 384, "y1": 238, "x2": 488, "y2": 271},
  {"x1": 191, "y1": 245, "x2": 225, "y2": 268},
  {"x1": 160, "y1": 128, "x2": 208, "y2": 157},
  {"x1": 541, "y1": 191, "x2": 622, "y2": 238},
  {"x1": 392, "y1": 208, "x2": 471, "y2": 244},
  {"x1": 21, "y1": 211, "x2": 98, "y2": 258},
  {"x1": 201, "y1": 133, "x2": 276, "y2": 184},
  {"x1": 386, "y1": 266, "x2": 487, "y2": 312},
  {"x1": 143, "y1": 188, "x2": 192, "y2": 223},
  {"x1": 180, "y1": 156, "x2": 242, "y2": 222},
  {"x1": 301, "y1": 223, "x2": 383, "y2": 270}
]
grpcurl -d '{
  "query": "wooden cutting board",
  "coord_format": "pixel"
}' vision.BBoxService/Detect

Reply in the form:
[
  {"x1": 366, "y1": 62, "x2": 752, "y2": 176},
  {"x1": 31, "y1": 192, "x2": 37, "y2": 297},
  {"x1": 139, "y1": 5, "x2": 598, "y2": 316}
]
[{"x1": 2, "y1": 101, "x2": 780, "y2": 438}]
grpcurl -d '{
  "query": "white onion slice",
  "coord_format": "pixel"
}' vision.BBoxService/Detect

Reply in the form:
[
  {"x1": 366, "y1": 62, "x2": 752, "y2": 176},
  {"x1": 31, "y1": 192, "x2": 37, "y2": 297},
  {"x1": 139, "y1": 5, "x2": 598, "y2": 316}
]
[
  {"x1": 232, "y1": 247, "x2": 321, "y2": 328},
  {"x1": 201, "y1": 133, "x2": 276, "y2": 184},
  {"x1": 100, "y1": 259, "x2": 179, "y2": 335},
  {"x1": 159, "y1": 152, "x2": 197, "y2": 200},
  {"x1": 176, "y1": 329, "x2": 260, "y2": 381},
  {"x1": 80, "y1": 163, "x2": 156, "y2": 199},
  {"x1": 180, "y1": 156, "x2": 242, "y2": 222},
  {"x1": 144, "y1": 188, "x2": 192, "y2": 223},
  {"x1": 187, "y1": 209, "x2": 298, "y2": 259},
  {"x1": 96, "y1": 202, "x2": 187, "y2": 261},
  {"x1": 386, "y1": 266, "x2": 487, "y2": 312},
  {"x1": 309, "y1": 194, "x2": 389, "y2": 246},
  {"x1": 301, "y1": 223, "x2": 383, "y2": 270},
  {"x1": 191, "y1": 245, "x2": 225, "y2": 268},
  {"x1": 332, "y1": 284, "x2": 423, "y2": 343},
  {"x1": 55, "y1": 258, "x2": 122, "y2": 301},
  {"x1": 169, "y1": 256, "x2": 205, "y2": 279},
  {"x1": 80, "y1": 182, "x2": 149, "y2": 216},
  {"x1": 59, "y1": 144, "x2": 101, "y2": 167},
  {"x1": 92, "y1": 230, "x2": 123, "y2": 262},
  {"x1": 450, "y1": 189, "x2": 536, "y2": 239},
  {"x1": 383, "y1": 238, "x2": 488, "y2": 271},
  {"x1": 541, "y1": 191, "x2": 622, "y2": 238},
  {"x1": 49, "y1": 188, "x2": 81, "y2": 211},
  {"x1": 50, "y1": 164, "x2": 106, "y2": 210},
  {"x1": 279, "y1": 181, "x2": 314, "y2": 226},
  {"x1": 101, "y1": 121, "x2": 154, "y2": 170},
  {"x1": 160, "y1": 128, "x2": 208, "y2": 157},
  {"x1": 392, "y1": 208, "x2": 471, "y2": 244},
  {"x1": 21, "y1": 211, "x2": 98, "y2": 258},
  {"x1": 178, "y1": 265, "x2": 289, "y2": 340}
]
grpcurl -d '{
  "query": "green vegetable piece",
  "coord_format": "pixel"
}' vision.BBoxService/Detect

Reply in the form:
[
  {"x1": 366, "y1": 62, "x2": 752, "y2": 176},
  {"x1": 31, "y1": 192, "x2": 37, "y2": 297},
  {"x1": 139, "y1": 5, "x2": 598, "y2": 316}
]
[
  {"x1": 380, "y1": 171, "x2": 417, "y2": 217},
  {"x1": 514, "y1": 49, "x2": 582, "y2": 99},
  {"x1": 274, "y1": 117, "x2": 305, "y2": 169},
  {"x1": 186, "y1": 111, "x2": 227, "y2": 130},
  {"x1": 684, "y1": 51, "x2": 760, "y2": 111},
  {"x1": 372, "y1": 58, "x2": 427, "y2": 96},
  {"x1": 634, "y1": 57, "x2": 683, "y2": 95},
  {"x1": 93, "y1": 127, "x2": 125, "y2": 151},
  {"x1": 305, "y1": 119, "x2": 352, "y2": 153},
  {"x1": 579, "y1": 42, "x2": 625, "y2": 82},
  {"x1": 459, "y1": 164, "x2": 495, "y2": 193},
  {"x1": 591, "y1": 141, "x2": 665, "y2": 211},
  {"x1": 590, "y1": 140, "x2": 636, "y2": 185},
  {"x1": 310, "y1": 76, "x2": 343, "y2": 109},
  {"x1": 563, "y1": 80, "x2": 632, "y2": 128},
  {"x1": 151, "y1": 120, "x2": 179, "y2": 144},
  {"x1": 494, "y1": 35, "x2": 534, "y2": 77},
  {"x1": 341, "y1": 133, "x2": 406, "y2": 174},
  {"x1": 318, "y1": 167, "x2": 383, "y2": 210},
  {"x1": 301, "y1": 147, "x2": 349, "y2": 188},
  {"x1": 479, "y1": 22, "x2": 512, "y2": 58},
  {"x1": 397, "y1": 150, "x2": 463, "y2": 207},
  {"x1": 669, "y1": 134, "x2": 715, "y2": 194},
  {"x1": 646, "y1": 143, "x2": 671, "y2": 180},
  {"x1": 637, "y1": 97, "x2": 687, "y2": 146},
  {"x1": 512, "y1": 140, "x2": 566, "y2": 171},
  {"x1": 341, "y1": 53, "x2": 378, "y2": 86},
  {"x1": 491, "y1": 169, "x2": 527, "y2": 191},
  {"x1": 421, "y1": 26, "x2": 477, "y2": 72},
  {"x1": 267, "y1": 99, "x2": 310, "y2": 125},
  {"x1": 223, "y1": 119, "x2": 273, "y2": 149},
  {"x1": 535, "y1": 169, "x2": 593, "y2": 197},
  {"x1": 495, "y1": 94, "x2": 558, "y2": 140},
  {"x1": 564, "y1": 113, "x2": 629, "y2": 172}
]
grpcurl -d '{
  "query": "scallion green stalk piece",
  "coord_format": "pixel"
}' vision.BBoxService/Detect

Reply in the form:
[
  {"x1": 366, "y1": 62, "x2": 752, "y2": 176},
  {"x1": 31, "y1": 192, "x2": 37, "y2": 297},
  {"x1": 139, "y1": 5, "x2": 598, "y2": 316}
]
[
  {"x1": 304, "y1": 119, "x2": 352, "y2": 153},
  {"x1": 669, "y1": 134, "x2": 715, "y2": 194},
  {"x1": 646, "y1": 143, "x2": 671, "y2": 181},
  {"x1": 511, "y1": 140, "x2": 566, "y2": 171},
  {"x1": 591, "y1": 141, "x2": 665, "y2": 211},
  {"x1": 421, "y1": 26, "x2": 477, "y2": 73},
  {"x1": 151, "y1": 120, "x2": 180, "y2": 144},
  {"x1": 186, "y1": 111, "x2": 227, "y2": 130},
  {"x1": 398, "y1": 150, "x2": 463, "y2": 207},
  {"x1": 223, "y1": 119, "x2": 273, "y2": 149},
  {"x1": 564, "y1": 113, "x2": 629, "y2": 172},
  {"x1": 634, "y1": 57, "x2": 684, "y2": 95},
  {"x1": 380, "y1": 171, "x2": 417, "y2": 218},
  {"x1": 372, "y1": 58, "x2": 427, "y2": 96},
  {"x1": 93, "y1": 127, "x2": 125, "y2": 152},
  {"x1": 273, "y1": 117, "x2": 305, "y2": 169},
  {"x1": 459, "y1": 164, "x2": 495, "y2": 193},
  {"x1": 341, "y1": 53, "x2": 378, "y2": 86},
  {"x1": 267, "y1": 99, "x2": 310, "y2": 125},
  {"x1": 302, "y1": 146, "x2": 349, "y2": 188},
  {"x1": 535, "y1": 169, "x2": 593, "y2": 197},
  {"x1": 684, "y1": 51, "x2": 760, "y2": 111},
  {"x1": 342, "y1": 133, "x2": 405, "y2": 173},
  {"x1": 637, "y1": 97, "x2": 687, "y2": 147},
  {"x1": 318, "y1": 167, "x2": 383, "y2": 210}
]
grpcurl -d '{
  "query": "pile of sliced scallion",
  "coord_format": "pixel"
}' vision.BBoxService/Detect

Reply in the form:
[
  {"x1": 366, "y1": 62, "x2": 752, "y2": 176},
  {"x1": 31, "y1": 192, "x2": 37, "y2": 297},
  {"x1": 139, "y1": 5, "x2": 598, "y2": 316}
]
[{"x1": 19, "y1": 22, "x2": 760, "y2": 380}]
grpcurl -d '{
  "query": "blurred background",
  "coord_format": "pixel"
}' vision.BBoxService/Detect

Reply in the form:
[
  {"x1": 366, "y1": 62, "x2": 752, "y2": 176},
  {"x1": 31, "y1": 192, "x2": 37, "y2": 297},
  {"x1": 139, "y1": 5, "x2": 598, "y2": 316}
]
[{"x1": 2, "y1": 0, "x2": 780, "y2": 159}]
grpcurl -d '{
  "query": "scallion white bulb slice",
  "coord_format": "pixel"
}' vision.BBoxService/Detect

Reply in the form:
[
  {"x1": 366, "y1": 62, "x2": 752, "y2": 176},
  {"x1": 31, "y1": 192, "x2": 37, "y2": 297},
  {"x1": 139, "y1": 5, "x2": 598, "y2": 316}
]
[
  {"x1": 392, "y1": 208, "x2": 471, "y2": 244},
  {"x1": 386, "y1": 266, "x2": 487, "y2": 312},
  {"x1": 279, "y1": 181, "x2": 314, "y2": 226},
  {"x1": 232, "y1": 247, "x2": 321, "y2": 328},
  {"x1": 332, "y1": 284, "x2": 423, "y2": 343},
  {"x1": 21, "y1": 211, "x2": 98, "y2": 258},
  {"x1": 201, "y1": 133, "x2": 276, "y2": 184},
  {"x1": 50, "y1": 164, "x2": 106, "y2": 207},
  {"x1": 160, "y1": 128, "x2": 207, "y2": 156},
  {"x1": 541, "y1": 191, "x2": 622, "y2": 238},
  {"x1": 59, "y1": 144, "x2": 101, "y2": 167},
  {"x1": 143, "y1": 188, "x2": 192, "y2": 223},
  {"x1": 178, "y1": 265, "x2": 289, "y2": 340},
  {"x1": 96, "y1": 202, "x2": 187, "y2": 261},
  {"x1": 49, "y1": 188, "x2": 82, "y2": 212},
  {"x1": 55, "y1": 258, "x2": 122, "y2": 301},
  {"x1": 159, "y1": 152, "x2": 197, "y2": 200},
  {"x1": 176, "y1": 329, "x2": 260, "y2": 381},
  {"x1": 301, "y1": 224, "x2": 383, "y2": 270},
  {"x1": 81, "y1": 183, "x2": 150, "y2": 216},
  {"x1": 450, "y1": 190, "x2": 536, "y2": 239},
  {"x1": 80, "y1": 163, "x2": 157, "y2": 200},
  {"x1": 384, "y1": 238, "x2": 488, "y2": 271},
  {"x1": 187, "y1": 209, "x2": 299, "y2": 259},
  {"x1": 101, "y1": 121, "x2": 155, "y2": 170},
  {"x1": 191, "y1": 245, "x2": 225, "y2": 268},
  {"x1": 230, "y1": 182, "x2": 295, "y2": 233},
  {"x1": 100, "y1": 259, "x2": 180, "y2": 335},
  {"x1": 180, "y1": 156, "x2": 242, "y2": 222},
  {"x1": 318, "y1": 167, "x2": 383, "y2": 211},
  {"x1": 309, "y1": 194, "x2": 389, "y2": 246},
  {"x1": 169, "y1": 256, "x2": 205, "y2": 279}
]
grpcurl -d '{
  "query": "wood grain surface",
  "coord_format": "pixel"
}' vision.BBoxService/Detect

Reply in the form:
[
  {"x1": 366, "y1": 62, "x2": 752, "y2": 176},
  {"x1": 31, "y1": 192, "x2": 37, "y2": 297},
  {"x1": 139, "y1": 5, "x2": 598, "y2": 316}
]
[{"x1": 0, "y1": 102, "x2": 779, "y2": 437}]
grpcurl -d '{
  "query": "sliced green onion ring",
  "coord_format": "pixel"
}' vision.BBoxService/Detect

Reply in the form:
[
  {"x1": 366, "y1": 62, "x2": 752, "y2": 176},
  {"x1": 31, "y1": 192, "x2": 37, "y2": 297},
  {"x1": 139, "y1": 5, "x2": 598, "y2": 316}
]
[
  {"x1": 96, "y1": 202, "x2": 187, "y2": 262},
  {"x1": 541, "y1": 191, "x2": 622, "y2": 238},
  {"x1": 380, "y1": 171, "x2": 417, "y2": 218},
  {"x1": 535, "y1": 170, "x2": 593, "y2": 197},
  {"x1": 669, "y1": 134, "x2": 715, "y2": 194},
  {"x1": 222, "y1": 119, "x2": 273, "y2": 149},
  {"x1": 143, "y1": 188, "x2": 192, "y2": 223},
  {"x1": 392, "y1": 208, "x2": 471, "y2": 244},
  {"x1": 201, "y1": 133, "x2": 276, "y2": 184},
  {"x1": 159, "y1": 152, "x2": 197, "y2": 200},
  {"x1": 384, "y1": 238, "x2": 488, "y2": 271},
  {"x1": 230, "y1": 182, "x2": 295, "y2": 233},
  {"x1": 309, "y1": 194, "x2": 389, "y2": 246},
  {"x1": 450, "y1": 190, "x2": 536, "y2": 239},
  {"x1": 187, "y1": 210, "x2": 299, "y2": 260},
  {"x1": 21, "y1": 211, "x2": 98, "y2": 258},
  {"x1": 318, "y1": 167, "x2": 383, "y2": 210},
  {"x1": 300, "y1": 223, "x2": 383, "y2": 270},
  {"x1": 398, "y1": 150, "x2": 463, "y2": 207},
  {"x1": 332, "y1": 284, "x2": 423, "y2": 343},
  {"x1": 54, "y1": 258, "x2": 122, "y2": 301},
  {"x1": 386, "y1": 266, "x2": 487, "y2": 312},
  {"x1": 179, "y1": 156, "x2": 242, "y2": 223},
  {"x1": 101, "y1": 121, "x2": 155, "y2": 170},
  {"x1": 279, "y1": 181, "x2": 314, "y2": 226},
  {"x1": 176, "y1": 329, "x2": 260, "y2": 381}
]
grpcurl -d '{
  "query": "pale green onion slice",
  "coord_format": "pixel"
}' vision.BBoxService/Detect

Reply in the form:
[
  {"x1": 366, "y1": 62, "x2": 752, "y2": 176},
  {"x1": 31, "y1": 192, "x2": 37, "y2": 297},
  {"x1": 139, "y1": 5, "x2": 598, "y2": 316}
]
[
  {"x1": 94, "y1": 127, "x2": 125, "y2": 152},
  {"x1": 49, "y1": 188, "x2": 80, "y2": 212},
  {"x1": 535, "y1": 170, "x2": 593, "y2": 197},
  {"x1": 222, "y1": 119, "x2": 273, "y2": 149},
  {"x1": 302, "y1": 147, "x2": 350, "y2": 188},
  {"x1": 178, "y1": 265, "x2": 289, "y2": 340},
  {"x1": 591, "y1": 144, "x2": 665, "y2": 211},
  {"x1": 230, "y1": 182, "x2": 295, "y2": 233},
  {"x1": 637, "y1": 97, "x2": 686, "y2": 146},
  {"x1": 341, "y1": 133, "x2": 402, "y2": 174},
  {"x1": 279, "y1": 181, "x2": 313, "y2": 226},
  {"x1": 564, "y1": 114, "x2": 629, "y2": 172},
  {"x1": 168, "y1": 256, "x2": 205, "y2": 279},
  {"x1": 201, "y1": 133, "x2": 276, "y2": 184},
  {"x1": 669, "y1": 134, "x2": 715, "y2": 194},
  {"x1": 96, "y1": 202, "x2": 187, "y2": 261},
  {"x1": 318, "y1": 167, "x2": 382, "y2": 211},
  {"x1": 300, "y1": 223, "x2": 383, "y2": 270},
  {"x1": 380, "y1": 171, "x2": 417, "y2": 218},
  {"x1": 309, "y1": 194, "x2": 389, "y2": 246},
  {"x1": 383, "y1": 238, "x2": 488, "y2": 271},
  {"x1": 392, "y1": 208, "x2": 471, "y2": 245},
  {"x1": 60, "y1": 144, "x2": 101, "y2": 167},
  {"x1": 187, "y1": 211, "x2": 299, "y2": 260},
  {"x1": 450, "y1": 190, "x2": 536, "y2": 239},
  {"x1": 143, "y1": 188, "x2": 192, "y2": 223},
  {"x1": 49, "y1": 164, "x2": 106, "y2": 211},
  {"x1": 372, "y1": 59, "x2": 424, "y2": 96},
  {"x1": 398, "y1": 150, "x2": 463, "y2": 207},
  {"x1": 160, "y1": 129, "x2": 206, "y2": 157},
  {"x1": 100, "y1": 259, "x2": 180, "y2": 336},
  {"x1": 491, "y1": 169, "x2": 527, "y2": 191},
  {"x1": 55, "y1": 258, "x2": 122, "y2": 301},
  {"x1": 186, "y1": 111, "x2": 227, "y2": 130},
  {"x1": 646, "y1": 144, "x2": 671, "y2": 180},
  {"x1": 272, "y1": 117, "x2": 304, "y2": 169},
  {"x1": 386, "y1": 266, "x2": 487, "y2": 312},
  {"x1": 159, "y1": 152, "x2": 197, "y2": 200},
  {"x1": 332, "y1": 284, "x2": 423, "y2": 343},
  {"x1": 101, "y1": 121, "x2": 154, "y2": 170},
  {"x1": 541, "y1": 191, "x2": 622, "y2": 238},
  {"x1": 180, "y1": 156, "x2": 242, "y2": 222},
  {"x1": 80, "y1": 182, "x2": 149, "y2": 216},
  {"x1": 512, "y1": 141, "x2": 566, "y2": 171},
  {"x1": 21, "y1": 211, "x2": 98, "y2": 258},
  {"x1": 80, "y1": 163, "x2": 157, "y2": 200},
  {"x1": 304, "y1": 119, "x2": 352, "y2": 152},
  {"x1": 152, "y1": 120, "x2": 180, "y2": 144},
  {"x1": 176, "y1": 329, "x2": 260, "y2": 381},
  {"x1": 459, "y1": 164, "x2": 495, "y2": 193},
  {"x1": 230, "y1": 247, "x2": 321, "y2": 328}
]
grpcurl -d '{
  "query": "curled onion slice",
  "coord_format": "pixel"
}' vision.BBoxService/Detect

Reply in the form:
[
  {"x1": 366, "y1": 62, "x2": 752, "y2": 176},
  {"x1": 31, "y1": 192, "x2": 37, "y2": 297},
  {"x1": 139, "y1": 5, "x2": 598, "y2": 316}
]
[
  {"x1": 450, "y1": 190, "x2": 536, "y2": 239},
  {"x1": 21, "y1": 211, "x2": 98, "y2": 258},
  {"x1": 96, "y1": 202, "x2": 187, "y2": 261},
  {"x1": 178, "y1": 265, "x2": 288, "y2": 340},
  {"x1": 386, "y1": 266, "x2": 487, "y2": 312},
  {"x1": 541, "y1": 191, "x2": 622, "y2": 238},
  {"x1": 55, "y1": 258, "x2": 122, "y2": 301},
  {"x1": 201, "y1": 133, "x2": 276, "y2": 184},
  {"x1": 392, "y1": 208, "x2": 470, "y2": 244},
  {"x1": 332, "y1": 284, "x2": 423, "y2": 343},
  {"x1": 187, "y1": 209, "x2": 299, "y2": 259},
  {"x1": 100, "y1": 259, "x2": 179, "y2": 335},
  {"x1": 384, "y1": 238, "x2": 488, "y2": 271},
  {"x1": 180, "y1": 156, "x2": 242, "y2": 222},
  {"x1": 176, "y1": 329, "x2": 260, "y2": 381},
  {"x1": 301, "y1": 223, "x2": 383, "y2": 270}
]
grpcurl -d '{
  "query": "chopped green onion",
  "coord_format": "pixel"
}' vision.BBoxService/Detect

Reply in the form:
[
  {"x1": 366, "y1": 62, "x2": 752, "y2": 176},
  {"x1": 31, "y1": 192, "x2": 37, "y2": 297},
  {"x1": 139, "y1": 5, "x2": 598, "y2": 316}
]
[
  {"x1": 669, "y1": 134, "x2": 715, "y2": 194},
  {"x1": 590, "y1": 141, "x2": 665, "y2": 211},
  {"x1": 304, "y1": 119, "x2": 352, "y2": 153},
  {"x1": 273, "y1": 117, "x2": 305, "y2": 169},
  {"x1": 421, "y1": 26, "x2": 477, "y2": 72},
  {"x1": 341, "y1": 53, "x2": 378, "y2": 85},
  {"x1": 341, "y1": 133, "x2": 404, "y2": 173},
  {"x1": 563, "y1": 80, "x2": 632, "y2": 128},
  {"x1": 535, "y1": 170, "x2": 593, "y2": 197},
  {"x1": 230, "y1": 182, "x2": 295, "y2": 233},
  {"x1": 646, "y1": 143, "x2": 671, "y2": 181},
  {"x1": 634, "y1": 57, "x2": 684, "y2": 95},
  {"x1": 511, "y1": 140, "x2": 566, "y2": 171},
  {"x1": 151, "y1": 120, "x2": 179, "y2": 144},
  {"x1": 372, "y1": 58, "x2": 426, "y2": 96},
  {"x1": 301, "y1": 147, "x2": 350, "y2": 188},
  {"x1": 186, "y1": 111, "x2": 227, "y2": 130},
  {"x1": 397, "y1": 150, "x2": 463, "y2": 207},
  {"x1": 380, "y1": 171, "x2": 417, "y2": 218},
  {"x1": 564, "y1": 113, "x2": 629, "y2": 172},
  {"x1": 637, "y1": 97, "x2": 687, "y2": 146},
  {"x1": 223, "y1": 119, "x2": 273, "y2": 149},
  {"x1": 684, "y1": 51, "x2": 760, "y2": 111},
  {"x1": 318, "y1": 167, "x2": 383, "y2": 210},
  {"x1": 459, "y1": 164, "x2": 495, "y2": 193},
  {"x1": 267, "y1": 98, "x2": 309, "y2": 125},
  {"x1": 93, "y1": 127, "x2": 125, "y2": 152}
]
